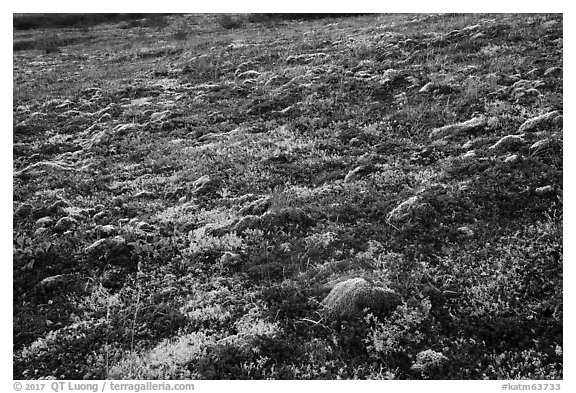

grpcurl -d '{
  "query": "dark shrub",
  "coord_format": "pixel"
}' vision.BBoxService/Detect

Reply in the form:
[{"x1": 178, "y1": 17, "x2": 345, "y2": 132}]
[{"x1": 216, "y1": 14, "x2": 245, "y2": 29}]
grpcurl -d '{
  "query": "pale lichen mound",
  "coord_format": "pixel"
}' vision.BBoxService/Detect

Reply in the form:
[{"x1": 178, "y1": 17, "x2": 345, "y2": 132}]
[
  {"x1": 518, "y1": 110, "x2": 561, "y2": 133},
  {"x1": 321, "y1": 278, "x2": 401, "y2": 321},
  {"x1": 429, "y1": 116, "x2": 487, "y2": 139},
  {"x1": 386, "y1": 195, "x2": 426, "y2": 224}
]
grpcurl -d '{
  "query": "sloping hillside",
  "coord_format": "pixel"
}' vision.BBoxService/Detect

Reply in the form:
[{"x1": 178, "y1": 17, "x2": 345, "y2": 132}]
[{"x1": 13, "y1": 13, "x2": 562, "y2": 379}]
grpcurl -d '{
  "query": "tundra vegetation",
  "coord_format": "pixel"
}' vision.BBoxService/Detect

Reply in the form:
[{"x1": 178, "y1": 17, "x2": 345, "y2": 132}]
[{"x1": 13, "y1": 13, "x2": 562, "y2": 379}]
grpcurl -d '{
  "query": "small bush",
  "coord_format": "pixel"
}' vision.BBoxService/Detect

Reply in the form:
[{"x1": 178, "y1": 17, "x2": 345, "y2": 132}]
[
  {"x1": 172, "y1": 21, "x2": 189, "y2": 40},
  {"x1": 118, "y1": 19, "x2": 142, "y2": 29},
  {"x1": 13, "y1": 36, "x2": 63, "y2": 53},
  {"x1": 13, "y1": 39, "x2": 36, "y2": 51},
  {"x1": 246, "y1": 13, "x2": 275, "y2": 24},
  {"x1": 411, "y1": 349, "x2": 449, "y2": 378},
  {"x1": 216, "y1": 14, "x2": 245, "y2": 30},
  {"x1": 41, "y1": 36, "x2": 60, "y2": 54},
  {"x1": 142, "y1": 14, "x2": 169, "y2": 28}
]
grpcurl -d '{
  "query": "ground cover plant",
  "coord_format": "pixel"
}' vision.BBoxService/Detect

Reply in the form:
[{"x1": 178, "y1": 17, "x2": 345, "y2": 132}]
[{"x1": 13, "y1": 13, "x2": 562, "y2": 380}]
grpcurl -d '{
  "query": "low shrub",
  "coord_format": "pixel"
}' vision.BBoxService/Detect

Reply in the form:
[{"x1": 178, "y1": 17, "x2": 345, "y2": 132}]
[
  {"x1": 13, "y1": 39, "x2": 36, "y2": 51},
  {"x1": 216, "y1": 14, "x2": 245, "y2": 30}
]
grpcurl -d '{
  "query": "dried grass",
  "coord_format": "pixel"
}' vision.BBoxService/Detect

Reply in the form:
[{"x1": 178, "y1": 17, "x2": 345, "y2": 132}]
[{"x1": 321, "y1": 278, "x2": 402, "y2": 321}]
